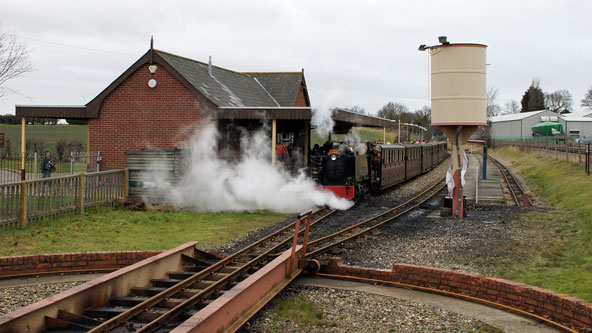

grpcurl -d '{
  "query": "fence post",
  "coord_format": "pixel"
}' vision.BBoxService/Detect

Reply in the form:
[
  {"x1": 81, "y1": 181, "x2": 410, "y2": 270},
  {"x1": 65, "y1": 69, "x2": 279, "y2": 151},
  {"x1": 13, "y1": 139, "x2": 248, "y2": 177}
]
[
  {"x1": 482, "y1": 145, "x2": 487, "y2": 180},
  {"x1": 77, "y1": 173, "x2": 84, "y2": 215},
  {"x1": 579, "y1": 141, "x2": 582, "y2": 165},
  {"x1": 19, "y1": 180, "x2": 27, "y2": 228},
  {"x1": 586, "y1": 143, "x2": 590, "y2": 176},
  {"x1": 70, "y1": 152, "x2": 74, "y2": 175},
  {"x1": 97, "y1": 152, "x2": 101, "y2": 172},
  {"x1": 34, "y1": 152, "x2": 38, "y2": 180},
  {"x1": 124, "y1": 168, "x2": 129, "y2": 198}
]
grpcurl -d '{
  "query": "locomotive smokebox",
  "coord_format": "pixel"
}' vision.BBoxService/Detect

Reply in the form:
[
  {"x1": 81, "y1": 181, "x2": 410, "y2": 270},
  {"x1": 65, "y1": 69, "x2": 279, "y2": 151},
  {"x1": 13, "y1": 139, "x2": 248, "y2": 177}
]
[{"x1": 423, "y1": 39, "x2": 487, "y2": 218}]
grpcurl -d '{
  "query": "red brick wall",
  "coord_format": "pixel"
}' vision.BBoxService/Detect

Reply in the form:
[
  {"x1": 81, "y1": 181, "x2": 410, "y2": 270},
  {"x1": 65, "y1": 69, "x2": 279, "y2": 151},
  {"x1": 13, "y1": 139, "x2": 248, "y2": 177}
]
[
  {"x1": 322, "y1": 259, "x2": 592, "y2": 330},
  {"x1": 89, "y1": 64, "x2": 211, "y2": 170},
  {"x1": 0, "y1": 251, "x2": 162, "y2": 278},
  {"x1": 294, "y1": 85, "x2": 308, "y2": 107}
]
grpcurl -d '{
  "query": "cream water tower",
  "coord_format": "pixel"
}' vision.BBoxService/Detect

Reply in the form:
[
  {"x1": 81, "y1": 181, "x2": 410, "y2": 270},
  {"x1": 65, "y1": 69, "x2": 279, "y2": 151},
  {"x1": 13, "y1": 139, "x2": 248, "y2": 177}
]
[{"x1": 420, "y1": 37, "x2": 487, "y2": 217}]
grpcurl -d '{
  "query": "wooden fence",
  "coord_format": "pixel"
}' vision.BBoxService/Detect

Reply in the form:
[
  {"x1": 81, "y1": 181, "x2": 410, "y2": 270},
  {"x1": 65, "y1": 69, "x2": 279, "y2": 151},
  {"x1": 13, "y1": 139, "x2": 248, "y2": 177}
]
[
  {"x1": 492, "y1": 140, "x2": 591, "y2": 170},
  {"x1": 0, "y1": 169, "x2": 128, "y2": 229}
]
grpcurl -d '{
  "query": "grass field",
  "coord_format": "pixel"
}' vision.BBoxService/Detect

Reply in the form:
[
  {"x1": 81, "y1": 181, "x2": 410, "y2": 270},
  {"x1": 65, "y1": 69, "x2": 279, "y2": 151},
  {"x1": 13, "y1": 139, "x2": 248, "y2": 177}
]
[
  {"x1": 311, "y1": 127, "x2": 421, "y2": 147},
  {"x1": 0, "y1": 207, "x2": 291, "y2": 257},
  {"x1": 0, "y1": 124, "x2": 87, "y2": 155},
  {"x1": 0, "y1": 125, "x2": 415, "y2": 156},
  {"x1": 491, "y1": 147, "x2": 592, "y2": 301}
]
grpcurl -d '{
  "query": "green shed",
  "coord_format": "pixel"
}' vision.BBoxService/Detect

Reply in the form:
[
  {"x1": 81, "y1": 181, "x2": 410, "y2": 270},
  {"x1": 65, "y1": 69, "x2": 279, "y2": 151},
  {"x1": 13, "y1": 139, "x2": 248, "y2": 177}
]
[{"x1": 532, "y1": 122, "x2": 563, "y2": 136}]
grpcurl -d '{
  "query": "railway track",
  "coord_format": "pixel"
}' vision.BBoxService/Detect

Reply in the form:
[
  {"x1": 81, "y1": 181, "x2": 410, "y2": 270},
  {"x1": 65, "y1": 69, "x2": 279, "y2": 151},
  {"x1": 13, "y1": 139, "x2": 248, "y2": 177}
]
[
  {"x1": 305, "y1": 178, "x2": 446, "y2": 259},
  {"x1": 3, "y1": 178, "x2": 446, "y2": 332},
  {"x1": 1, "y1": 208, "x2": 335, "y2": 333},
  {"x1": 488, "y1": 156, "x2": 532, "y2": 207}
]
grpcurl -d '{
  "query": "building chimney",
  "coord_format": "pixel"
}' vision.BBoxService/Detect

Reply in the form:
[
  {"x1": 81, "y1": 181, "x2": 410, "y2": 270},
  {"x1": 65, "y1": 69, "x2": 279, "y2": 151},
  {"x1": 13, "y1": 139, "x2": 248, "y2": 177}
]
[{"x1": 208, "y1": 56, "x2": 212, "y2": 77}]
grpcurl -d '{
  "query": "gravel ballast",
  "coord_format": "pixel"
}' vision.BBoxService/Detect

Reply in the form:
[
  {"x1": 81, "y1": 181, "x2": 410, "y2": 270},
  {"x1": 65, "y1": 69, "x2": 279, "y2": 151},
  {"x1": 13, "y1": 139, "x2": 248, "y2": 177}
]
[
  {"x1": 0, "y1": 281, "x2": 85, "y2": 315},
  {"x1": 243, "y1": 285, "x2": 501, "y2": 332}
]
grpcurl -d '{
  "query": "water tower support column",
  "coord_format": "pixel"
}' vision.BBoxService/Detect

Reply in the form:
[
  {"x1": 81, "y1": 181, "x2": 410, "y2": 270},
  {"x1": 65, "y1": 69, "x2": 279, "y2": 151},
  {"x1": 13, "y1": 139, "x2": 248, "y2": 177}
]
[{"x1": 441, "y1": 125, "x2": 478, "y2": 218}]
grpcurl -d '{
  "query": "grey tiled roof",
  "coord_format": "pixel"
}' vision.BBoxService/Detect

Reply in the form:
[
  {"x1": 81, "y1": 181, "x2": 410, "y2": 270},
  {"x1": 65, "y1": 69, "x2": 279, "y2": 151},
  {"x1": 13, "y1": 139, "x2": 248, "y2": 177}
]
[
  {"x1": 243, "y1": 72, "x2": 303, "y2": 107},
  {"x1": 157, "y1": 51, "x2": 280, "y2": 107}
]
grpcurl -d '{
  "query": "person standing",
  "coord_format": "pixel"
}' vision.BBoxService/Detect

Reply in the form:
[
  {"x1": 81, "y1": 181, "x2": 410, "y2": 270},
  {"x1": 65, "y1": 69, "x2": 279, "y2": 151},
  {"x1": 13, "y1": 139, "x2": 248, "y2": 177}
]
[{"x1": 41, "y1": 151, "x2": 56, "y2": 178}]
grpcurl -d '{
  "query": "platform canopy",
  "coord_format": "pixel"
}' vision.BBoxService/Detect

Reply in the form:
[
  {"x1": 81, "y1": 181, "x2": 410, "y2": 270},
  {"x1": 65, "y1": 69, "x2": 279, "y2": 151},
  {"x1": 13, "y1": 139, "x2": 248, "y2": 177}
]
[{"x1": 330, "y1": 108, "x2": 396, "y2": 134}]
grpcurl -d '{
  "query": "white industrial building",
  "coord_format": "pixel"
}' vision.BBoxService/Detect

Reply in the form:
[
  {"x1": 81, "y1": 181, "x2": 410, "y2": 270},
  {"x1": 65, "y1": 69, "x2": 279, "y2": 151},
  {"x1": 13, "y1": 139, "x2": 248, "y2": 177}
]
[{"x1": 490, "y1": 110, "x2": 592, "y2": 139}]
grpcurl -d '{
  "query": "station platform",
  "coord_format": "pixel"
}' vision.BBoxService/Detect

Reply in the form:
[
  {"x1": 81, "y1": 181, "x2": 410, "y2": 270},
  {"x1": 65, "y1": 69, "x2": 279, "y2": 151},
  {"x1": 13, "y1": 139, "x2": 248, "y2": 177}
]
[{"x1": 461, "y1": 153, "x2": 505, "y2": 204}]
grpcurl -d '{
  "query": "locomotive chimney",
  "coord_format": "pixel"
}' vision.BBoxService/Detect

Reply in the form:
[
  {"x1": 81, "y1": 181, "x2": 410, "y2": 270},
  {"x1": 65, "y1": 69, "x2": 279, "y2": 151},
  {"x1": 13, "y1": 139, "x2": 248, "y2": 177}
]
[{"x1": 208, "y1": 56, "x2": 212, "y2": 77}]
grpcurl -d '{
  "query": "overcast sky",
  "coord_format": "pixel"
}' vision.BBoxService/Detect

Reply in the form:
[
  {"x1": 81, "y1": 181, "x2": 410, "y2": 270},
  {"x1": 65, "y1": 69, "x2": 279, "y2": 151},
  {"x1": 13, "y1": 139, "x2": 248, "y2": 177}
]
[{"x1": 0, "y1": 0, "x2": 591, "y2": 116}]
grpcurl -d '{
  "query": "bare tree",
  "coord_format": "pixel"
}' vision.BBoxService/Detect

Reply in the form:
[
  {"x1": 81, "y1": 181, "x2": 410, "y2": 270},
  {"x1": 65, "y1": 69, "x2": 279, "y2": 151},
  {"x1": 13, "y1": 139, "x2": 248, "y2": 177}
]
[
  {"x1": 582, "y1": 87, "x2": 592, "y2": 111},
  {"x1": 486, "y1": 87, "x2": 501, "y2": 118},
  {"x1": 503, "y1": 100, "x2": 520, "y2": 114},
  {"x1": 0, "y1": 32, "x2": 33, "y2": 97},
  {"x1": 377, "y1": 102, "x2": 411, "y2": 121},
  {"x1": 545, "y1": 89, "x2": 573, "y2": 114},
  {"x1": 346, "y1": 105, "x2": 366, "y2": 114},
  {"x1": 413, "y1": 106, "x2": 431, "y2": 127}
]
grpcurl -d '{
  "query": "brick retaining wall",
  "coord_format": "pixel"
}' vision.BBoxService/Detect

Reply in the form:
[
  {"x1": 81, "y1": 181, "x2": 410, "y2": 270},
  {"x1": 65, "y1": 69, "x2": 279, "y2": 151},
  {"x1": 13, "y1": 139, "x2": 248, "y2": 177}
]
[
  {"x1": 0, "y1": 251, "x2": 163, "y2": 278},
  {"x1": 322, "y1": 258, "x2": 592, "y2": 330}
]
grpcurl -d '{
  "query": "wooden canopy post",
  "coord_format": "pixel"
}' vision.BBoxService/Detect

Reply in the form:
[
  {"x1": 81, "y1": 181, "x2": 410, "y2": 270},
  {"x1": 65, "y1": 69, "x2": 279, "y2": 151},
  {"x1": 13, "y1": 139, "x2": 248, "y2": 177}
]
[
  {"x1": 21, "y1": 117, "x2": 26, "y2": 181},
  {"x1": 383, "y1": 127, "x2": 386, "y2": 143},
  {"x1": 398, "y1": 120, "x2": 401, "y2": 144},
  {"x1": 303, "y1": 121, "x2": 309, "y2": 168},
  {"x1": 271, "y1": 119, "x2": 277, "y2": 165}
]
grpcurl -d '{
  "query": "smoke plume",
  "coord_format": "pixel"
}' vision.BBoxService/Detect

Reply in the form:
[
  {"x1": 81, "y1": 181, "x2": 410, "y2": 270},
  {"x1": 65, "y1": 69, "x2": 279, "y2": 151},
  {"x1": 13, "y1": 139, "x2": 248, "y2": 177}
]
[
  {"x1": 311, "y1": 90, "x2": 345, "y2": 138},
  {"x1": 165, "y1": 123, "x2": 354, "y2": 213}
]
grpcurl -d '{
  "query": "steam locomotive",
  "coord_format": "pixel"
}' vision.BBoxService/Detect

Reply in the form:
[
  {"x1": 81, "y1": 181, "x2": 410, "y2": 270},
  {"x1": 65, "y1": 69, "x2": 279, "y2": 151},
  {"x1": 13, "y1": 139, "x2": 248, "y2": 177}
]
[{"x1": 311, "y1": 141, "x2": 447, "y2": 199}]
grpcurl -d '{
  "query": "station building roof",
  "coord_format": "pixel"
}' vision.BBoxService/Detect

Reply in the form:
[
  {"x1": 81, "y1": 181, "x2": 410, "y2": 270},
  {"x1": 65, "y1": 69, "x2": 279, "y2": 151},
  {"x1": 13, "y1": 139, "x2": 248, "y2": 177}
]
[{"x1": 16, "y1": 49, "x2": 310, "y2": 120}]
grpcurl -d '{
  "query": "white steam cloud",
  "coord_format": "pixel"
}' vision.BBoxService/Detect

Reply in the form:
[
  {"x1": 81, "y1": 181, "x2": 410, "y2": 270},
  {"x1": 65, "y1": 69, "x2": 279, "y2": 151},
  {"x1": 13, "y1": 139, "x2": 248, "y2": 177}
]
[
  {"x1": 311, "y1": 90, "x2": 345, "y2": 138},
  {"x1": 165, "y1": 123, "x2": 354, "y2": 213}
]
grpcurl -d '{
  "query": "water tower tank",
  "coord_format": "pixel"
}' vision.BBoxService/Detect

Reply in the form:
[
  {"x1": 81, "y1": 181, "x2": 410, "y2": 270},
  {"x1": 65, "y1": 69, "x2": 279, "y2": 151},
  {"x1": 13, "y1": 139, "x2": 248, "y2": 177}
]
[{"x1": 430, "y1": 43, "x2": 487, "y2": 126}]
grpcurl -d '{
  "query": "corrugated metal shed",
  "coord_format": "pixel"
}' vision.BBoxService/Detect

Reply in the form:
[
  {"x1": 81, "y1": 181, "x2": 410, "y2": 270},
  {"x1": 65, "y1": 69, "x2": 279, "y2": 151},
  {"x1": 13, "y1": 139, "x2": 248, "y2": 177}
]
[{"x1": 125, "y1": 148, "x2": 189, "y2": 199}]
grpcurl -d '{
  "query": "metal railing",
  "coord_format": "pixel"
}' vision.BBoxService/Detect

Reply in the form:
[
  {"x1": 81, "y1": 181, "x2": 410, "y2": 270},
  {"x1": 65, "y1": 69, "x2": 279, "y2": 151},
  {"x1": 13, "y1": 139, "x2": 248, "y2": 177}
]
[
  {"x1": 492, "y1": 139, "x2": 592, "y2": 174},
  {"x1": 0, "y1": 169, "x2": 127, "y2": 229},
  {"x1": 0, "y1": 151, "x2": 102, "y2": 184}
]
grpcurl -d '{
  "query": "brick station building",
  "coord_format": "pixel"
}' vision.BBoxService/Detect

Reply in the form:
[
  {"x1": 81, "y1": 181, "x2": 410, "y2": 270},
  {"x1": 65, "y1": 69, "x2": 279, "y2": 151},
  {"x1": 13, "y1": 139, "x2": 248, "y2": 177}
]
[{"x1": 16, "y1": 47, "x2": 312, "y2": 170}]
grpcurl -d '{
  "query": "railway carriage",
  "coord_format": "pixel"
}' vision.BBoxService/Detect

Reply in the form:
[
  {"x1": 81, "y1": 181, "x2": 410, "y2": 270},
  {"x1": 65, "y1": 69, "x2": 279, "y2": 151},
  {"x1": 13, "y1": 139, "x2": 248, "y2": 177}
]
[
  {"x1": 376, "y1": 144, "x2": 406, "y2": 190},
  {"x1": 404, "y1": 144, "x2": 422, "y2": 179},
  {"x1": 421, "y1": 143, "x2": 436, "y2": 173},
  {"x1": 313, "y1": 141, "x2": 447, "y2": 200}
]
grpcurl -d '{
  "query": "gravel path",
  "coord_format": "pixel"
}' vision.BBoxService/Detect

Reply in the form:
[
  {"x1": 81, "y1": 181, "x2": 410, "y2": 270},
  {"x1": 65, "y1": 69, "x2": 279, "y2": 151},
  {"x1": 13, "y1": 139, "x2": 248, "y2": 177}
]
[
  {"x1": 243, "y1": 285, "x2": 501, "y2": 332},
  {"x1": 0, "y1": 281, "x2": 85, "y2": 315}
]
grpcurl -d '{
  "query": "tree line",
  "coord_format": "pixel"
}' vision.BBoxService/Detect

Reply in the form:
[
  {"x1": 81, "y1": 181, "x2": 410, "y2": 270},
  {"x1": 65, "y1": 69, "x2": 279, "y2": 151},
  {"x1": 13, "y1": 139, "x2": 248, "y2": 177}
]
[{"x1": 344, "y1": 103, "x2": 438, "y2": 141}]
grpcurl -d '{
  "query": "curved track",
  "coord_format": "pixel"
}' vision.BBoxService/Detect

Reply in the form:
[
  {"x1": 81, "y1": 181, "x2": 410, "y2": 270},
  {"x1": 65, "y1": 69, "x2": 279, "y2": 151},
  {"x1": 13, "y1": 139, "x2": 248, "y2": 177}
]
[
  {"x1": 305, "y1": 178, "x2": 445, "y2": 258},
  {"x1": 488, "y1": 155, "x2": 532, "y2": 206},
  {"x1": 8, "y1": 208, "x2": 335, "y2": 333}
]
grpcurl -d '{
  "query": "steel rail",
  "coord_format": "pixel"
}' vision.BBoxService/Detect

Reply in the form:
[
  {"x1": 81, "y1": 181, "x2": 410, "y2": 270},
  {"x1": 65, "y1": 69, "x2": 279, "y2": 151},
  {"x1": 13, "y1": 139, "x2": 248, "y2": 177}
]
[
  {"x1": 306, "y1": 178, "x2": 446, "y2": 258},
  {"x1": 488, "y1": 156, "x2": 532, "y2": 206},
  {"x1": 139, "y1": 179, "x2": 445, "y2": 331},
  {"x1": 87, "y1": 208, "x2": 335, "y2": 332}
]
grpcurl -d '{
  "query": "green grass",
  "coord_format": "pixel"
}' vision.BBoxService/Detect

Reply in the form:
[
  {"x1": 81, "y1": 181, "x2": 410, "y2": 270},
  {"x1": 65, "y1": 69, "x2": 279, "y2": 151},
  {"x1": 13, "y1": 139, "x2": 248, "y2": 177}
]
[
  {"x1": 0, "y1": 206, "x2": 291, "y2": 256},
  {"x1": 269, "y1": 296, "x2": 337, "y2": 329},
  {"x1": 491, "y1": 147, "x2": 592, "y2": 301},
  {"x1": 311, "y1": 127, "x2": 421, "y2": 147},
  {"x1": 0, "y1": 124, "x2": 87, "y2": 154}
]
